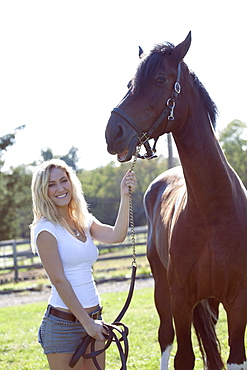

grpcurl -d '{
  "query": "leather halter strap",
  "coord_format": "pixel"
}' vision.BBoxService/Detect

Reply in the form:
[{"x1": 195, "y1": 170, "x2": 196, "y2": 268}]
[{"x1": 112, "y1": 63, "x2": 181, "y2": 159}]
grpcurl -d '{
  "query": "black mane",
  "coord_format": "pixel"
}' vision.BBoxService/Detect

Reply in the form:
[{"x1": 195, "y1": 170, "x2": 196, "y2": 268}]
[
  {"x1": 132, "y1": 42, "x2": 218, "y2": 129},
  {"x1": 190, "y1": 71, "x2": 218, "y2": 129}
]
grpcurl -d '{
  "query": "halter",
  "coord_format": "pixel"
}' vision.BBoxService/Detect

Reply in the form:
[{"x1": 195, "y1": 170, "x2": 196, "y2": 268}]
[{"x1": 111, "y1": 63, "x2": 182, "y2": 159}]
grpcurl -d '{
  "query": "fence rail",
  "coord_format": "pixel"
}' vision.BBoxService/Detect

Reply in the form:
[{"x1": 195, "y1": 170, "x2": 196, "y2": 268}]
[{"x1": 0, "y1": 226, "x2": 147, "y2": 282}]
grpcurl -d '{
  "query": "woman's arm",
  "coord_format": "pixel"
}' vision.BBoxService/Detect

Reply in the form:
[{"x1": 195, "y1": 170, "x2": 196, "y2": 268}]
[
  {"x1": 37, "y1": 231, "x2": 107, "y2": 341},
  {"x1": 90, "y1": 170, "x2": 137, "y2": 243}
]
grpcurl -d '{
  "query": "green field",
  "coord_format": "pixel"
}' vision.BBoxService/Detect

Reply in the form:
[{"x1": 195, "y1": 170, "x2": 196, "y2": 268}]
[{"x1": 0, "y1": 286, "x2": 243, "y2": 370}]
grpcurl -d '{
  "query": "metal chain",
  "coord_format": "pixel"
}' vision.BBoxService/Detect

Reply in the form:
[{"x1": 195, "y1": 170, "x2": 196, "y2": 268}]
[{"x1": 128, "y1": 145, "x2": 141, "y2": 267}]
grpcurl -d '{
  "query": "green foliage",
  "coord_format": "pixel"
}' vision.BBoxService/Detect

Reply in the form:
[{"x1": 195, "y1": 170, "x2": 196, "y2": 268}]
[
  {"x1": 60, "y1": 146, "x2": 79, "y2": 170},
  {"x1": 39, "y1": 146, "x2": 79, "y2": 170},
  {"x1": 219, "y1": 119, "x2": 247, "y2": 187},
  {"x1": 40, "y1": 147, "x2": 53, "y2": 161},
  {"x1": 0, "y1": 166, "x2": 32, "y2": 239}
]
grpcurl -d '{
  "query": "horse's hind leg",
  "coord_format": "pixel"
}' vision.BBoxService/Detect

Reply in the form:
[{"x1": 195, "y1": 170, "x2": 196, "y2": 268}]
[
  {"x1": 225, "y1": 294, "x2": 247, "y2": 369},
  {"x1": 147, "y1": 242, "x2": 174, "y2": 370}
]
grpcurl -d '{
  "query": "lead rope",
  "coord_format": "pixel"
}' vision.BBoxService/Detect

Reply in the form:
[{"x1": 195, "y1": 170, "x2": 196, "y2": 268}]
[
  {"x1": 128, "y1": 144, "x2": 141, "y2": 267},
  {"x1": 113, "y1": 144, "x2": 141, "y2": 323},
  {"x1": 69, "y1": 146, "x2": 141, "y2": 370}
]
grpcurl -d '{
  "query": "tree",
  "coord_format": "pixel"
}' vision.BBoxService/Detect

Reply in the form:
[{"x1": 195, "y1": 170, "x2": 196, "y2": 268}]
[
  {"x1": 60, "y1": 147, "x2": 79, "y2": 170},
  {"x1": 34, "y1": 146, "x2": 79, "y2": 169},
  {"x1": 0, "y1": 125, "x2": 25, "y2": 170},
  {"x1": 0, "y1": 126, "x2": 29, "y2": 240},
  {"x1": 219, "y1": 120, "x2": 247, "y2": 187},
  {"x1": 41, "y1": 147, "x2": 53, "y2": 161},
  {"x1": 0, "y1": 165, "x2": 32, "y2": 239}
]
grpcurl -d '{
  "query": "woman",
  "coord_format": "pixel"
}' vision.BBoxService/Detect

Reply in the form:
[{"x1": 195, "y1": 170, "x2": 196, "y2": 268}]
[{"x1": 30, "y1": 159, "x2": 137, "y2": 370}]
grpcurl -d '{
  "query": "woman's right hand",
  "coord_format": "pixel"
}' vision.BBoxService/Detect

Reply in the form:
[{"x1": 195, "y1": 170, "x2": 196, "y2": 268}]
[
  {"x1": 120, "y1": 170, "x2": 137, "y2": 196},
  {"x1": 83, "y1": 318, "x2": 108, "y2": 342}
]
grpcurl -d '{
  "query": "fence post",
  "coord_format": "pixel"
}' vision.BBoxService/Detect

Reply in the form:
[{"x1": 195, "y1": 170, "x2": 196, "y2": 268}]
[{"x1": 12, "y1": 240, "x2": 18, "y2": 281}]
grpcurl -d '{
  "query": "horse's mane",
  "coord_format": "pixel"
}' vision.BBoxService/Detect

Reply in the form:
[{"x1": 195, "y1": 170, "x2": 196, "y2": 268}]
[
  {"x1": 190, "y1": 71, "x2": 218, "y2": 129},
  {"x1": 132, "y1": 42, "x2": 218, "y2": 129}
]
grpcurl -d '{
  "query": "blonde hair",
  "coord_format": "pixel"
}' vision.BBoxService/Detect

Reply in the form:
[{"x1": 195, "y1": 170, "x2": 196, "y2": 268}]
[{"x1": 30, "y1": 159, "x2": 89, "y2": 250}]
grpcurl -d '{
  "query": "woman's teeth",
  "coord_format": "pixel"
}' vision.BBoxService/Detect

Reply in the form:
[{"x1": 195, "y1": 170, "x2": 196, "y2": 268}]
[{"x1": 56, "y1": 193, "x2": 67, "y2": 199}]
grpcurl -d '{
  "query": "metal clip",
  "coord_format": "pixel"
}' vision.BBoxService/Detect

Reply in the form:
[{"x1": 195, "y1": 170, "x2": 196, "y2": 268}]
[{"x1": 167, "y1": 98, "x2": 175, "y2": 121}]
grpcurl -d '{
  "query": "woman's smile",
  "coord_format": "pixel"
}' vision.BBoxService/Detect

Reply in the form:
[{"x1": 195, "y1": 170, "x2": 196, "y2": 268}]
[{"x1": 56, "y1": 193, "x2": 68, "y2": 199}]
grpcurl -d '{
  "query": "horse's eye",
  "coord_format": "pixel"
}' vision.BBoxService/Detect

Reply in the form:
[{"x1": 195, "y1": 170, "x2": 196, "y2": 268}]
[{"x1": 156, "y1": 77, "x2": 167, "y2": 84}]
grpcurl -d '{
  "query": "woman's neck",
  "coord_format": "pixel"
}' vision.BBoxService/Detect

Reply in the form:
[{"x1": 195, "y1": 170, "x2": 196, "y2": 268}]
[{"x1": 57, "y1": 206, "x2": 71, "y2": 222}]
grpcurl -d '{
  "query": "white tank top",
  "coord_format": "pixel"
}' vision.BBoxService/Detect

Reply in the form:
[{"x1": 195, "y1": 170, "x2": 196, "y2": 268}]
[{"x1": 33, "y1": 216, "x2": 100, "y2": 309}]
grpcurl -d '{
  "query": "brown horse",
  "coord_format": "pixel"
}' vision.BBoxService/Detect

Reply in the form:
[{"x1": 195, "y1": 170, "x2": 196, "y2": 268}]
[{"x1": 105, "y1": 32, "x2": 247, "y2": 370}]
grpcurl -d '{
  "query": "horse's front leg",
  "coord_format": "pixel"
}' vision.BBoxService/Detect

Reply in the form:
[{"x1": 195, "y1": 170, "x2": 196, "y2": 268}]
[
  {"x1": 147, "y1": 242, "x2": 174, "y2": 370},
  {"x1": 155, "y1": 267, "x2": 174, "y2": 370},
  {"x1": 172, "y1": 292, "x2": 195, "y2": 370}
]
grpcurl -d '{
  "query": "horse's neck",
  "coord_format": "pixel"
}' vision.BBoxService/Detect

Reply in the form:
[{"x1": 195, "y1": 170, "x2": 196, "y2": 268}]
[{"x1": 173, "y1": 113, "x2": 238, "y2": 211}]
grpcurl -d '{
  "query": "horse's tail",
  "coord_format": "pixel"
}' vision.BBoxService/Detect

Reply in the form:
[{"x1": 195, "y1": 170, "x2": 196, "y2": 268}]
[{"x1": 193, "y1": 300, "x2": 225, "y2": 370}]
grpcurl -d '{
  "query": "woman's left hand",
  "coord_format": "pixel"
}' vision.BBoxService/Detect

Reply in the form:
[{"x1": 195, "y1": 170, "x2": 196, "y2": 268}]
[{"x1": 121, "y1": 170, "x2": 137, "y2": 196}]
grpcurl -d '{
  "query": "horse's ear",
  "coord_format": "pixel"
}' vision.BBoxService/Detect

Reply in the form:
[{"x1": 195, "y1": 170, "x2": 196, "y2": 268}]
[
  {"x1": 172, "y1": 31, "x2": 191, "y2": 63},
  {"x1": 138, "y1": 46, "x2": 144, "y2": 58}
]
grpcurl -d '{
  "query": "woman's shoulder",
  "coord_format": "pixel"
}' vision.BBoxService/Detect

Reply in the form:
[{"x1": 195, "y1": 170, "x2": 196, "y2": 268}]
[
  {"x1": 34, "y1": 218, "x2": 59, "y2": 237},
  {"x1": 35, "y1": 218, "x2": 53, "y2": 228},
  {"x1": 86, "y1": 213, "x2": 97, "y2": 233},
  {"x1": 87, "y1": 213, "x2": 94, "y2": 227}
]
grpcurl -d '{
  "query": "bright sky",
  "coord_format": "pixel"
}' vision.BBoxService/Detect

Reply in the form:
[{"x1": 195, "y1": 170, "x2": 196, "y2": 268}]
[{"x1": 0, "y1": 0, "x2": 246, "y2": 171}]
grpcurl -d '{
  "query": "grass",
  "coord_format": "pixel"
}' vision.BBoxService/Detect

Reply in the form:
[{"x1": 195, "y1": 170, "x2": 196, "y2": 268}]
[
  {"x1": 0, "y1": 279, "x2": 49, "y2": 293},
  {"x1": 0, "y1": 286, "x2": 245, "y2": 369},
  {"x1": 94, "y1": 245, "x2": 151, "y2": 281}
]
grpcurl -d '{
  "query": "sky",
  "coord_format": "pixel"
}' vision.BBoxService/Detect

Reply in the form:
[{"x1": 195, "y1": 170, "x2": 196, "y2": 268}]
[{"x1": 0, "y1": 0, "x2": 246, "y2": 172}]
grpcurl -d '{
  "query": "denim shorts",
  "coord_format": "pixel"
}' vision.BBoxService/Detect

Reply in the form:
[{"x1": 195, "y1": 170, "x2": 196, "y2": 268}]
[{"x1": 38, "y1": 305, "x2": 103, "y2": 354}]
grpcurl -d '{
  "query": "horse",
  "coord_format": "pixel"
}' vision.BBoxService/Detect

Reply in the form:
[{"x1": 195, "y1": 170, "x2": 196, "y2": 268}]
[{"x1": 105, "y1": 32, "x2": 247, "y2": 370}]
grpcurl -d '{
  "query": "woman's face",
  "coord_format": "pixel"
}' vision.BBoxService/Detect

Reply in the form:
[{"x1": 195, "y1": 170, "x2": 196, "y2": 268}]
[{"x1": 47, "y1": 167, "x2": 72, "y2": 209}]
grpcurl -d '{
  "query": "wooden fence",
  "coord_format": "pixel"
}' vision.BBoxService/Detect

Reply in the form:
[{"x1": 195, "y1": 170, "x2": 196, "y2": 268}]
[{"x1": 0, "y1": 226, "x2": 147, "y2": 282}]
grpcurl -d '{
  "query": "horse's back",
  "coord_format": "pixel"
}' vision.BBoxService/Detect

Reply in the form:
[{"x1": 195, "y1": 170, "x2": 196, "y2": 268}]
[{"x1": 144, "y1": 166, "x2": 185, "y2": 268}]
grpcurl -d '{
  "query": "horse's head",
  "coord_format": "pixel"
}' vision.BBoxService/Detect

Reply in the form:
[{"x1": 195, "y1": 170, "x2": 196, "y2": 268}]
[{"x1": 105, "y1": 32, "x2": 191, "y2": 162}]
